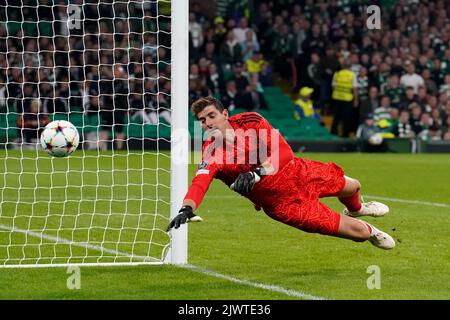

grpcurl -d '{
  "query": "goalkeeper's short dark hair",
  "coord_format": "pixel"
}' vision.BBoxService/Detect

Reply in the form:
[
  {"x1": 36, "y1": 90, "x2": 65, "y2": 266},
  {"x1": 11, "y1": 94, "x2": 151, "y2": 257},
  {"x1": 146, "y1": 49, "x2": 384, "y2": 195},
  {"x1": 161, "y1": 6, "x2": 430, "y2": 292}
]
[{"x1": 191, "y1": 96, "x2": 225, "y2": 119}]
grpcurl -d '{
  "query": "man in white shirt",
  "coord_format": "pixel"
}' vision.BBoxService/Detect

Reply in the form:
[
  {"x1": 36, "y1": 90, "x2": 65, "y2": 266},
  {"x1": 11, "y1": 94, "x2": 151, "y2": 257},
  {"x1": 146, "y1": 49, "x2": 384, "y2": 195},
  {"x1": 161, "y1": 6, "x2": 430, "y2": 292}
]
[
  {"x1": 400, "y1": 61, "x2": 424, "y2": 94},
  {"x1": 232, "y1": 17, "x2": 257, "y2": 45},
  {"x1": 189, "y1": 12, "x2": 204, "y2": 53}
]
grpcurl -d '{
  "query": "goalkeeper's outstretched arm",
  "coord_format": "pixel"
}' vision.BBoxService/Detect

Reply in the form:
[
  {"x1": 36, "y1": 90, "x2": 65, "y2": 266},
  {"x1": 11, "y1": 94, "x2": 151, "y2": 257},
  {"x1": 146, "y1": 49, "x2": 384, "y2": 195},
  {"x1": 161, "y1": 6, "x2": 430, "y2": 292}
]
[
  {"x1": 166, "y1": 200, "x2": 203, "y2": 232},
  {"x1": 166, "y1": 167, "x2": 215, "y2": 231}
]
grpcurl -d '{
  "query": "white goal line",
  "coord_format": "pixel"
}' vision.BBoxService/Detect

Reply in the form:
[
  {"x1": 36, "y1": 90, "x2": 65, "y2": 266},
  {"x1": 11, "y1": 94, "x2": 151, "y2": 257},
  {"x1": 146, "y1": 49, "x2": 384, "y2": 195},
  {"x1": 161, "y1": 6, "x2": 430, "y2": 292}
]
[
  {"x1": 362, "y1": 195, "x2": 450, "y2": 208},
  {"x1": 0, "y1": 224, "x2": 161, "y2": 267},
  {"x1": 205, "y1": 194, "x2": 450, "y2": 208}
]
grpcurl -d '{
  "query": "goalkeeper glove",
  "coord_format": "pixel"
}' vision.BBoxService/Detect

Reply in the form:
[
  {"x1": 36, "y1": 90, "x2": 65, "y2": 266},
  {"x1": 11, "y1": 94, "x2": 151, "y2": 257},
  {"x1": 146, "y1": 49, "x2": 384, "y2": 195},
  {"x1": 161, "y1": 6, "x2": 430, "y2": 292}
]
[
  {"x1": 166, "y1": 206, "x2": 203, "y2": 232},
  {"x1": 230, "y1": 166, "x2": 266, "y2": 193}
]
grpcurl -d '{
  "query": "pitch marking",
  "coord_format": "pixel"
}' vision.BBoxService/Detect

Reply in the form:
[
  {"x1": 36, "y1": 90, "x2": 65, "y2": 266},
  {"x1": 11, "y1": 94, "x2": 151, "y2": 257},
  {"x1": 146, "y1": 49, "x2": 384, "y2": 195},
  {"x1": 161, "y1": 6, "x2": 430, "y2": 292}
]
[{"x1": 0, "y1": 224, "x2": 326, "y2": 300}]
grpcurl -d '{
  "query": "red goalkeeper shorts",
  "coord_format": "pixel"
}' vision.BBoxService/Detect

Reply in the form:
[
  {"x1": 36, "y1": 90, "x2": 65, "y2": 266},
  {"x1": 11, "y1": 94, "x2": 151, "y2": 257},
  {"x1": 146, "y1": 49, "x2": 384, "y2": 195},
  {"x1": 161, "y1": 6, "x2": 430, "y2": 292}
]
[{"x1": 249, "y1": 157, "x2": 346, "y2": 236}]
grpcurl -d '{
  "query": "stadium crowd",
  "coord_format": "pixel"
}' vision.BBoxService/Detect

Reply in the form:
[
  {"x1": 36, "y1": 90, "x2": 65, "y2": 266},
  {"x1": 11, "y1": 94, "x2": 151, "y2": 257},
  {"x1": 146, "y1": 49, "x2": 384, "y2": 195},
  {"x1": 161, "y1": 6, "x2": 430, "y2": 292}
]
[
  {"x1": 0, "y1": 1, "x2": 172, "y2": 149},
  {"x1": 188, "y1": 0, "x2": 450, "y2": 141},
  {"x1": 0, "y1": 0, "x2": 449, "y2": 149}
]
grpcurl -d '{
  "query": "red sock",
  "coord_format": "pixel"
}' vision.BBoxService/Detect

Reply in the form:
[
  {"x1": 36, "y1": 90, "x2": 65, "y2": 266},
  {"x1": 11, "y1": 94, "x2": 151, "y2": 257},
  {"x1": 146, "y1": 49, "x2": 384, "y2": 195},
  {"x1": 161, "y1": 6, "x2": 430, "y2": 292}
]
[{"x1": 339, "y1": 190, "x2": 362, "y2": 212}]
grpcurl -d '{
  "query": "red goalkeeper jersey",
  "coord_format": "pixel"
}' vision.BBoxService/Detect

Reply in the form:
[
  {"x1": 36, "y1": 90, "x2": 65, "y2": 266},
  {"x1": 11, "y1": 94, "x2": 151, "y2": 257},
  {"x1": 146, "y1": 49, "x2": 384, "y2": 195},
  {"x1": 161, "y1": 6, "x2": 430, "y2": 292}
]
[{"x1": 184, "y1": 112, "x2": 294, "y2": 209}]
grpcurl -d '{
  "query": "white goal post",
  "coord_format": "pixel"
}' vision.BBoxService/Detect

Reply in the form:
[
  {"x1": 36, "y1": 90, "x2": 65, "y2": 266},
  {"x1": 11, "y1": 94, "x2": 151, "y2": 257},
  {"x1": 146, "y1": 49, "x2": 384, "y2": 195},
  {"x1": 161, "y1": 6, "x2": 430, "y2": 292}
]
[
  {"x1": 167, "y1": 0, "x2": 189, "y2": 264},
  {"x1": 0, "y1": 0, "x2": 189, "y2": 268}
]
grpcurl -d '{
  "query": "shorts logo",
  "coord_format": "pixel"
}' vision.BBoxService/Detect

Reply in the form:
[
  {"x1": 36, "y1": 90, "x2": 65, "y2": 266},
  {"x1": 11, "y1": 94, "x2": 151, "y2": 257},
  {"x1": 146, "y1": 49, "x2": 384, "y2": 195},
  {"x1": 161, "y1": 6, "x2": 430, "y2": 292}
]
[{"x1": 198, "y1": 161, "x2": 208, "y2": 169}]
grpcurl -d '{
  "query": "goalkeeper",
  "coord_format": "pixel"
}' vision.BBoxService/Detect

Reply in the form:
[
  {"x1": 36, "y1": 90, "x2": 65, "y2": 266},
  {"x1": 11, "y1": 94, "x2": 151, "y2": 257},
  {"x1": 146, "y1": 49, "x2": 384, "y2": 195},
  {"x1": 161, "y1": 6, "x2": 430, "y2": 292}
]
[{"x1": 167, "y1": 96, "x2": 395, "y2": 250}]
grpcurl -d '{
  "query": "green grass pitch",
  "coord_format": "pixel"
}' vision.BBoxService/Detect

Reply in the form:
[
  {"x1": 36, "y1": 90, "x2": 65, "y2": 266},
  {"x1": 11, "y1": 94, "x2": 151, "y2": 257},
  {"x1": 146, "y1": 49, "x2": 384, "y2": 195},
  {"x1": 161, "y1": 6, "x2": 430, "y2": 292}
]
[{"x1": 0, "y1": 150, "x2": 449, "y2": 299}]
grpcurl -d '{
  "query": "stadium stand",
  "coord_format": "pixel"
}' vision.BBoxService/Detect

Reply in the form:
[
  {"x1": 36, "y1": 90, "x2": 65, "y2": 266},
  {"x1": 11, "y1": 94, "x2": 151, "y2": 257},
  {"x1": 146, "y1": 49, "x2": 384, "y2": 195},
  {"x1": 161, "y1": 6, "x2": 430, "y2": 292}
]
[
  {"x1": 187, "y1": 0, "x2": 450, "y2": 151},
  {"x1": 1, "y1": 0, "x2": 449, "y2": 153}
]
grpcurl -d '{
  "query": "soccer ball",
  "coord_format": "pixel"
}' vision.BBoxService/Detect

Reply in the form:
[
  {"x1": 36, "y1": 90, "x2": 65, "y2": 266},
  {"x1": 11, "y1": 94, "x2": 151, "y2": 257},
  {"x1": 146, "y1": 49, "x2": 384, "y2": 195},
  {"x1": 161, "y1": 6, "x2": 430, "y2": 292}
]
[{"x1": 40, "y1": 120, "x2": 80, "y2": 157}]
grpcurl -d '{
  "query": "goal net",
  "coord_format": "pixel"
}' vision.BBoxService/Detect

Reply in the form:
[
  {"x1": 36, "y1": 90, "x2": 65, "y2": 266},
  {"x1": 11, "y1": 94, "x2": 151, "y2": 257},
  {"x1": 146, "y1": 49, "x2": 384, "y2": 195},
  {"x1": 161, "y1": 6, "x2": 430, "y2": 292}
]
[{"x1": 0, "y1": 0, "x2": 188, "y2": 267}]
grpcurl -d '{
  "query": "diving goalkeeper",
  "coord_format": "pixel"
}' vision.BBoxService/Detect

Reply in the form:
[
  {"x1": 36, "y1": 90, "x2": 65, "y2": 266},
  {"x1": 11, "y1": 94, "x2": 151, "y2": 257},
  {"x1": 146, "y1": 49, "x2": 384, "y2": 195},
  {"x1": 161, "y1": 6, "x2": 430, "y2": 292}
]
[{"x1": 167, "y1": 96, "x2": 395, "y2": 249}]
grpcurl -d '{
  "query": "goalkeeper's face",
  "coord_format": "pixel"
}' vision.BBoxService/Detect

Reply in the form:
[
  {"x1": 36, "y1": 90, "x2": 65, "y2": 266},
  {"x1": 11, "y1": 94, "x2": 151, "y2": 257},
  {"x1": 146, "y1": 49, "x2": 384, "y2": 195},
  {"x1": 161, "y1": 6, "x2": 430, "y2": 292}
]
[{"x1": 197, "y1": 105, "x2": 230, "y2": 140}]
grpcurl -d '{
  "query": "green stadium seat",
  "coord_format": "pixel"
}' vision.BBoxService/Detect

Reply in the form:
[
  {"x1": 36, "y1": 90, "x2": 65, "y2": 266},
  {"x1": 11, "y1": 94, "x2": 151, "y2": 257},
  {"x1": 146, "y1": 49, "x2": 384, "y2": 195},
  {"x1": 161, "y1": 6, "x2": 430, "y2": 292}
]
[
  {"x1": 0, "y1": 113, "x2": 19, "y2": 141},
  {"x1": 7, "y1": 113, "x2": 19, "y2": 127},
  {"x1": 263, "y1": 86, "x2": 284, "y2": 95},
  {"x1": 127, "y1": 123, "x2": 147, "y2": 138},
  {"x1": 38, "y1": 21, "x2": 53, "y2": 37},
  {"x1": 7, "y1": 21, "x2": 21, "y2": 35},
  {"x1": 68, "y1": 114, "x2": 84, "y2": 127},
  {"x1": 51, "y1": 114, "x2": 69, "y2": 122}
]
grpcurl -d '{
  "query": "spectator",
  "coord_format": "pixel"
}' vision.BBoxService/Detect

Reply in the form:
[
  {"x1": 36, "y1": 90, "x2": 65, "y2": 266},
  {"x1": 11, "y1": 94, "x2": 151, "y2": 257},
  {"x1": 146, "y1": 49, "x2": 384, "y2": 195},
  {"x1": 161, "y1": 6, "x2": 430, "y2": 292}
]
[
  {"x1": 443, "y1": 115, "x2": 450, "y2": 138},
  {"x1": 260, "y1": 14, "x2": 283, "y2": 58},
  {"x1": 337, "y1": 39, "x2": 351, "y2": 62},
  {"x1": 349, "y1": 53, "x2": 361, "y2": 76},
  {"x1": 418, "y1": 112, "x2": 433, "y2": 141},
  {"x1": 22, "y1": 83, "x2": 37, "y2": 114},
  {"x1": 356, "y1": 67, "x2": 370, "y2": 123},
  {"x1": 189, "y1": 78, "x2": 211, "y2": 106},
  {"x1": 416, "y1": 86, "x2": 428, "y2": 110},
  {"x1": 233, "y1": 17, "x2": 257, "y2": 45},
  {"x1": 272, "y1": 24, "x2": 296, "y2": 81},
  {"x1": 205, "y1": 63, "x2": 225, "y2": 96},
  {"x1": 430, "y1": 108, "x2": 444, "y2": 134},
  {"x1": 212, "y1": 17, "x2": 227, "y2": 47},
  {"x1": 230, "y1": 62, "x2": 250, "y2": 94},
  {"x1": 189, "y1": 12, "x2": 204, "y2": 61},
  {"x1": 238, "y1": 81, "x2": 268, "y2": 112},
  {"x1": 386, "y1": 107, "x2": 400, "y2": 131},
  {"x1": 129, "y1": 78, "x2": 149, "y2": 124},
  {"x1": 356, "y1": 114, "x2": 386, "y2": 153},
  {"x1": 17, "y1": 98, "x2": 49, "y2": 145},
  {"x1": 200, "y1": 42, "x2": 221, "y2": 67},
  {"x1": 189, "y1": 64, "x2": 200, "y2": 81},
  {"x1": 39, "y1": 82, "x2": 55, "y2": 115},
  {"x1": 220, "y1": 80, "x2": 241, "y2": 112},
  {"x1": 438, "y1": 92, "x2": 449, "y2": 112},
  {"x1": 439, "y1": 74, "x2": 450, "y2": 98},
  {"x1": 374, "y1": 96, "x2": 392, "y2": 123},
  {"x1": 319, "y1": 46, "x2": 340, "y2": 112},
  {"x1": 0, "y1": 83, "x2": 6, "y2": 110},
  {"x1": 259, "y1": 62, "x2": 274, "y2": 87},
  {"x1": 98, "y1": 65, "x2": 128, "y2": 151},
  {"x1": 241, "y1": 29, "x2": 260, "y2": 61},
  {"x1": 422, "y1": 69, "x2": 438, "y2": 96},
  {"x1": 398, "y1": 86, "x2": 419, "y2": 111},
  {"x1": 305, "y1": 52, "x2": 324, "y2": 110},
  {"x1": 146, "y1": 92, "x2": 172, "y2": 125},
  {"x1": 197, "y1": 57, "x2": 211, "y2": 80},
  {"x1": 303, "y1": 23, "x2": 327, "y2": 58},
  {"x1": 331, "y1": 59, "x2": 358, "y2": 137},
  {"x1": 294, "y1": 87, "x2": 320, "y2": 121},
  {"x1": 443, "y1": 130, "x2": 450, "y2": 141},
  {"x1": 393, "y1": 110, "x2": 414, "y2": 138},
  {"x1": 219, "y1": 31, "x2": 243, "y2": 72},
  {"x1": 373, "y1": 62, "x2": 391, "y2": 95},
  {"x1": 292, "y1": 19, "x2": 309, "y2": 88},
  {"x1": 385, "y1": 74, "x2": 404, "y2": 109},
  {"x1": 245, "y1": 51, "x2": 266, "y2": 80},
  {"x1": 409, "y1": 103, "x2": 424, "y2": 137}
]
